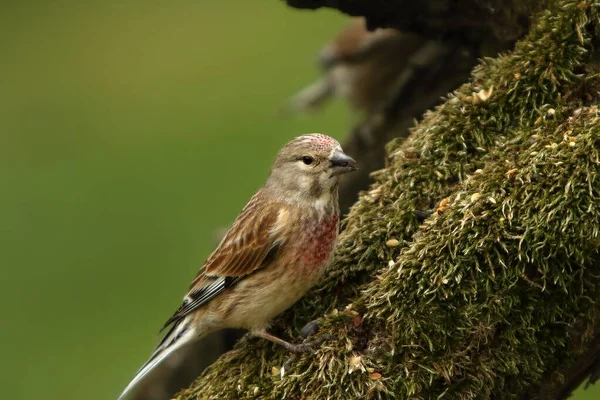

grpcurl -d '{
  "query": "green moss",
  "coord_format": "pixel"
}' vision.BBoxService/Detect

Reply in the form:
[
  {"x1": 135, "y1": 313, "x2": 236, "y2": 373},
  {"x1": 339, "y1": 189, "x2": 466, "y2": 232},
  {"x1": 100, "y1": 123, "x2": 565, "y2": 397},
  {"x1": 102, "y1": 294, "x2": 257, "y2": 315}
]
[{"x1": 180, "y1": 1, "x2": 600, "y2": 398}]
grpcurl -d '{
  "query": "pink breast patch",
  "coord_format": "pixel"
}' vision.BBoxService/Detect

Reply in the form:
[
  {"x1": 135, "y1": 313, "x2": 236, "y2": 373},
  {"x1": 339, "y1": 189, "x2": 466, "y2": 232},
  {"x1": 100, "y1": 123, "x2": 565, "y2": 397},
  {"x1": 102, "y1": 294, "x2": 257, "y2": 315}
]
[{"x1": 299, "y1": 215, "x2": 339, "y2": 268}]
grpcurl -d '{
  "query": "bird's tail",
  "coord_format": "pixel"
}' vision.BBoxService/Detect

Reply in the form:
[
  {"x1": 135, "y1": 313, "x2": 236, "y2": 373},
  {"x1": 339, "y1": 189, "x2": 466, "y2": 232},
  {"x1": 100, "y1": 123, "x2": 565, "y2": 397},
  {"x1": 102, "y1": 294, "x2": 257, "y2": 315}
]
[
  {"x1": 117, "y1": 319, "x2": 197, "y2": 400},
  {"x1": 279, "y1": 78, "x2": 334, "y2": 115}
]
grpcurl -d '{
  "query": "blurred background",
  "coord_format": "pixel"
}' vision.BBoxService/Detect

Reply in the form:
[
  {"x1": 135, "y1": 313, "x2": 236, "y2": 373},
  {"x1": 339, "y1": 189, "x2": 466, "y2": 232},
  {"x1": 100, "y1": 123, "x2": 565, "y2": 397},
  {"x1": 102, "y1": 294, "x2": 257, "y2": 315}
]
[
  {"x1": 0, "y1": 1, "x2": 597, "y2": 400},
  {"x1": 0, "y1": 2, "x2": 349, "y2": 399}
]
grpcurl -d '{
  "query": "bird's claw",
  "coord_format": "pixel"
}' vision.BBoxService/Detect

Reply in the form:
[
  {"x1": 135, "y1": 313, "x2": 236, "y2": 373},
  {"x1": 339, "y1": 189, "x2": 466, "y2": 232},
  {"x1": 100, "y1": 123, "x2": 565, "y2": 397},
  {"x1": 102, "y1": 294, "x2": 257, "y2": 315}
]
[
  {"x1": 281, "y1": 334, "x2": 335, "y2": 372},
  {"x1": 284, "y1": 343, "x2": 314, "y2": 354},
  {"x1": 300, "y1": 319, "x2": 322, "y2": 338},
  {"x1": 284, "y1": 333, "x2": 335, "y2": 354},
  {"x1": 283, "y1": 340, "x2": 317, "y2": 354}
]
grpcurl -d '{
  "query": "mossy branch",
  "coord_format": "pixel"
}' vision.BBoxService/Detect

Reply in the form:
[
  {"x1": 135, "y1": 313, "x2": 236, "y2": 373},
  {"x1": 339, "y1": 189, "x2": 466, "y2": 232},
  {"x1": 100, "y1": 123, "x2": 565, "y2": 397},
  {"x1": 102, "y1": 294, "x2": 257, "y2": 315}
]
[{"x1": 179, "y1": 1, "x2": 600, "y2": 398}]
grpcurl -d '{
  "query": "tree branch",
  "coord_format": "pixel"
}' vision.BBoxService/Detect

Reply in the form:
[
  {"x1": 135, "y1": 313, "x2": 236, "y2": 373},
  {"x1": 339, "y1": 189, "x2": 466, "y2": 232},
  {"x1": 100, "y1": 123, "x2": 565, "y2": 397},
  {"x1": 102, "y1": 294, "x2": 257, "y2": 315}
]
[
  {"x1": 285, "y1": 0, "x2": 543, "y2": 42},
  {"x1": 175, "y1": 1, "x2": 600, "y2": 399}
]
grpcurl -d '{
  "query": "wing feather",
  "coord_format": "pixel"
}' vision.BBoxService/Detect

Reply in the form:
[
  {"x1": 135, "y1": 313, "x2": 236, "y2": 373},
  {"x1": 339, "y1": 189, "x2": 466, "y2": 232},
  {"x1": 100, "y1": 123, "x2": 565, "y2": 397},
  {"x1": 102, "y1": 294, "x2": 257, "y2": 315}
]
[{"x1": 160, "y1": 194, "x2": 284, "y2": 331}]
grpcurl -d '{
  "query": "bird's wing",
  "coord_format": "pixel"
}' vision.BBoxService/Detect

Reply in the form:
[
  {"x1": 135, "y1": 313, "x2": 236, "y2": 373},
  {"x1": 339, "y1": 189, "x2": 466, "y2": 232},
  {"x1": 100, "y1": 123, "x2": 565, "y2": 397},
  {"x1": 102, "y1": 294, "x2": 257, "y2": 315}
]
[
  {"x1": 160, "y1": 194, "x2": 284, "y2": 331},
  {"x1": 117, "y1": 194, "x2": 284, "y2": 400}
]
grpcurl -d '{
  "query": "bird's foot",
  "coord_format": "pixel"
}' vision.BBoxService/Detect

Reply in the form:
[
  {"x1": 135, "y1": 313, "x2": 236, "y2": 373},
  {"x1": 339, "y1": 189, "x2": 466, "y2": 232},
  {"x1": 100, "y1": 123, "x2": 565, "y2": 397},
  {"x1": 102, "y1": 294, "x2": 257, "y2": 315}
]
[
  {"x1": 252, "y1": 328, "x2": 334, "y2": 354},
  {"x1": 280, "y1": 334, "x2": 336, "y2": 373},
  {"x1": 300, "y1": 319, "x2": 322, "y2": 338},
  {"x1": 284, "y1": 333, "x2": 335, "y2": 353}
]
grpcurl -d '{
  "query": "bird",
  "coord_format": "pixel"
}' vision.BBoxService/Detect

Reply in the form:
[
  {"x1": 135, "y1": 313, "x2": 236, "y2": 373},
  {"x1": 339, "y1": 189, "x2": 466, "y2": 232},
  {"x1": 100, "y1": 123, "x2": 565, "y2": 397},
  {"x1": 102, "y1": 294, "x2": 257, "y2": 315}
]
[
  {"x1": 281, "y1": 17, "x2": 419, "y2": 115},
  {"x1": 118, "y1": 133, "x2": 357, "y2": 399}
]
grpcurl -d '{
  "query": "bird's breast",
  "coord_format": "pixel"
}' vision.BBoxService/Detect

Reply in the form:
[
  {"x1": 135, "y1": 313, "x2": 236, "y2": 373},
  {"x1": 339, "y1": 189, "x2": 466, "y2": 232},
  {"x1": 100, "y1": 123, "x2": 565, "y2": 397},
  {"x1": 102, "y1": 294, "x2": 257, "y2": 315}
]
[
  {"x1": 213, "y1": 212, "x2": 340, "y2": 330},
  {"x1": 294, "y1": 213, "x2": 340, "y2": 272}
]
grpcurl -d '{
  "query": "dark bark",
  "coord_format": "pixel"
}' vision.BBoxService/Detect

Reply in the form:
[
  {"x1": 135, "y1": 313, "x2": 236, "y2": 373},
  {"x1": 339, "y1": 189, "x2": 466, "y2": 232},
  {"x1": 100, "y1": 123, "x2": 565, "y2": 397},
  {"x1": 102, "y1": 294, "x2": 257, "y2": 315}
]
[{"x1": 286, "y1": 0, "x2": 542, "y2": 43}]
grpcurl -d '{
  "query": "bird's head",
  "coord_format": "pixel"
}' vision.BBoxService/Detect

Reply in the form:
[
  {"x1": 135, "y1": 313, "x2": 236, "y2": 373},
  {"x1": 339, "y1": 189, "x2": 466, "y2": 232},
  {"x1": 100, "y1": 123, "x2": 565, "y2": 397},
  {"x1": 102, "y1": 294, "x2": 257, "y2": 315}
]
[{"x1": 266, "y1": 133, "x2": 357, "y2": 208}]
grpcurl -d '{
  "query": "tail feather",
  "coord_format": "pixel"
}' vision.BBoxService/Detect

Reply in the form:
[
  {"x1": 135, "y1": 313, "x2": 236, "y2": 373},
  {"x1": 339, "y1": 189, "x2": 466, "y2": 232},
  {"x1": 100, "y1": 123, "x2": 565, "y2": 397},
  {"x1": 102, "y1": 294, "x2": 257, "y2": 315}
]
[
  {"x1": 118, "y1": 320, "x2": 197, "y2": 400},
  {"x1": 279, "y1": 78, "x2": 334, "y2": 115}
]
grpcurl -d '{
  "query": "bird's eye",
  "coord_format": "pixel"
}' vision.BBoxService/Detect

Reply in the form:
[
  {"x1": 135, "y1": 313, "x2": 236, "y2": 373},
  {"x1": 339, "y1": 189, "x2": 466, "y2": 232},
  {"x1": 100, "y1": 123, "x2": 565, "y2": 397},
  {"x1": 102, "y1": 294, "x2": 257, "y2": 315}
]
[{"x1": 302, "y1": 156, "x2": 314, "y2": 165}]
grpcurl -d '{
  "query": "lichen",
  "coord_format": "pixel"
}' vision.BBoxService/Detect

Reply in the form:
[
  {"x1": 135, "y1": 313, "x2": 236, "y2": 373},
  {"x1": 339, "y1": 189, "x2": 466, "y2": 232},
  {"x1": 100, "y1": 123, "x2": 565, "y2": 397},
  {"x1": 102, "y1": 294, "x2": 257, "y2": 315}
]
[{"x1": 179, "y1": 1, "x2": 600, "y2": 399}]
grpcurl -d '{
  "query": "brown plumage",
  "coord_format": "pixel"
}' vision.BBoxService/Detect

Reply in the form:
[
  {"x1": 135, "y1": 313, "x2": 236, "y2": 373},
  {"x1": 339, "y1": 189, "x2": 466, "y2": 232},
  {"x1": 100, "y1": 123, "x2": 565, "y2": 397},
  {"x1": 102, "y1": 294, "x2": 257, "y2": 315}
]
[
  {"x1": 282, "y1": 18, "x2": 422, "y2": 115},
  {"x1": 118, "y1": 134, "x2": 356, "y2": 400}
]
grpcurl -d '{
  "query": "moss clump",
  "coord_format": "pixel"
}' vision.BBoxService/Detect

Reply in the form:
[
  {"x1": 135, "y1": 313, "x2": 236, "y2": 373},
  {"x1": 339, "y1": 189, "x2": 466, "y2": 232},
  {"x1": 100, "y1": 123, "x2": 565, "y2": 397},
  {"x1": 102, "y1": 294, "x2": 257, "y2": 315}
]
[{"x1": 179, "y1": 1, "x2": 600, "y2": 398}]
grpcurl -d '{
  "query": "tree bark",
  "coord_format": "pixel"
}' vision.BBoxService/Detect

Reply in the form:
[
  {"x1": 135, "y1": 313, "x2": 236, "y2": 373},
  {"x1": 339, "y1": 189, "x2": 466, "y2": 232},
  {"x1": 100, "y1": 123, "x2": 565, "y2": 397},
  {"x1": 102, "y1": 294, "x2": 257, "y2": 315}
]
[
  {"x1": 286, "y1": 0, "x2": 541, "y2": 42},
  {"x1": 177, "y1": 0, "x2": 600, "y2": 398}
]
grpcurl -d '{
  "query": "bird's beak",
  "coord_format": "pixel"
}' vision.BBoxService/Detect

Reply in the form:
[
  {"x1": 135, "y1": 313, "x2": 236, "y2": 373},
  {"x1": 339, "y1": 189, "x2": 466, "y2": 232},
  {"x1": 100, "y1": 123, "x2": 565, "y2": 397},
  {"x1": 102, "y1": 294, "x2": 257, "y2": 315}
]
[{"x1": 329, "y1": 149, "x2": 357, "y2": 176}]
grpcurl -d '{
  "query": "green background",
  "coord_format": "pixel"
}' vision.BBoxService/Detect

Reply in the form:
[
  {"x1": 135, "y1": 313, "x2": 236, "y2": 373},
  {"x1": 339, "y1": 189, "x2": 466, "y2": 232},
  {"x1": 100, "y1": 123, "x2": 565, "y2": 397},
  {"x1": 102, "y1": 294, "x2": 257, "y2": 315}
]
[{"x1": 0, "y1": 1, "x2": 596, "y2": 400}]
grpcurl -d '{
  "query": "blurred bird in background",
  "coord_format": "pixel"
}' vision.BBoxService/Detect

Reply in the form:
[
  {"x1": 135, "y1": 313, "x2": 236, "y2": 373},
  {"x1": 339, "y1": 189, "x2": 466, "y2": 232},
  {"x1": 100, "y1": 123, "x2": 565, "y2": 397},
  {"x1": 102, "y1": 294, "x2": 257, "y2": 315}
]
[
  {"x1": 282, "y1": 17, "x2": 460, "y2": 216},
  {"x1": 118, "y1": 134, "x2": 356, "y2": 399},
  {"x1": 282, "y1": 17, "x2": 423, "y2": 116}
]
